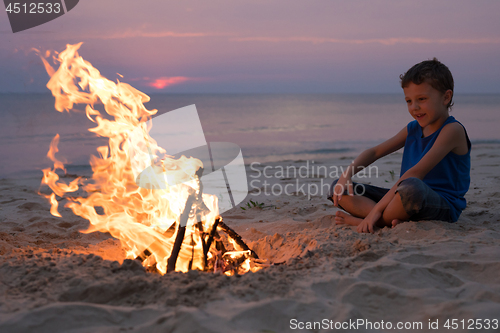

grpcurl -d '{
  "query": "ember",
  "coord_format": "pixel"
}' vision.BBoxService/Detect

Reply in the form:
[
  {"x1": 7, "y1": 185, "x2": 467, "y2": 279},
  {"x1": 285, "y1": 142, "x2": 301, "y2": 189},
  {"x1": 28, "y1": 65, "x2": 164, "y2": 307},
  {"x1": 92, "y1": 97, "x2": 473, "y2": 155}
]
[{"x1": 37, "y1": 43, "x2": 261, "y2": 276}]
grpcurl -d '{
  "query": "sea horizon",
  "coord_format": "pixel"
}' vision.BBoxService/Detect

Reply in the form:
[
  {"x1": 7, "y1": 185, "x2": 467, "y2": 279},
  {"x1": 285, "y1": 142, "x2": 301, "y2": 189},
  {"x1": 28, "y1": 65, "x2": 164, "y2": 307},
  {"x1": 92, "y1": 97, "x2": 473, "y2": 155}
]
[{"x1": 1, "y1": 92, "x2": 500, "y2": 178}]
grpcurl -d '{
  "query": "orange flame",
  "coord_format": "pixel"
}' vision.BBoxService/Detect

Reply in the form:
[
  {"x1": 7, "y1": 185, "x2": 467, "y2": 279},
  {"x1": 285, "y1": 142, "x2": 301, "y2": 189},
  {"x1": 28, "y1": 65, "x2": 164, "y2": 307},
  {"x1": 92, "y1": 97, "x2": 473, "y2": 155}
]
[{"x1": 38, "y1": 43, "x2": 224, "y2": 274}]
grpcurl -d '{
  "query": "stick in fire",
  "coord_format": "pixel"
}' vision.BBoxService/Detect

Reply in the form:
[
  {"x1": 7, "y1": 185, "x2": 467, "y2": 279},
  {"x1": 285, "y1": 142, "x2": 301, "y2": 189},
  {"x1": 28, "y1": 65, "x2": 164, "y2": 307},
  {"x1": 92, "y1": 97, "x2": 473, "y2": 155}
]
[{"x1": 135, "y1": 166, "x2": 258, "y2": 274}]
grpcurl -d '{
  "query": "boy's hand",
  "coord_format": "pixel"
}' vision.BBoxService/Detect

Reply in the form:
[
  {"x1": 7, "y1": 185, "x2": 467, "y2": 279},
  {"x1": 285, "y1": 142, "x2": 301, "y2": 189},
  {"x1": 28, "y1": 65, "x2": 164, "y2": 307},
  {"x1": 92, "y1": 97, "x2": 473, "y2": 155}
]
[
  {"x1": 332, "y1": 176, "x2": 354, "y2": 207},
  {"x1": 357, "y1": 210, "x2": 381, "y2": 233}
]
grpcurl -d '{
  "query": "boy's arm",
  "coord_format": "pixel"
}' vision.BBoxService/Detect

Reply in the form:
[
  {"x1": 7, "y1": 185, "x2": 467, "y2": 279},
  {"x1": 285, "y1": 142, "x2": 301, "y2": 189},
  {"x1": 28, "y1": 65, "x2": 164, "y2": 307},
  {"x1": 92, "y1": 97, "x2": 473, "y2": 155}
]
[
  {"x1": 333, "y1": 127, "x2": 407, "y2": 207},
  {"x1": 357, "y1": 122, "x2": 465, "y2": 233}
]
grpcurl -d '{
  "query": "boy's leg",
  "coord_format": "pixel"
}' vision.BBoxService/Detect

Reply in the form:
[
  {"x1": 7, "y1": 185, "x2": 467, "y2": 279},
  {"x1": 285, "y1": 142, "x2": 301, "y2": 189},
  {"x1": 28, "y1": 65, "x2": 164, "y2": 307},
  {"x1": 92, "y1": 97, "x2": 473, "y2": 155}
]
[
  {"x1": 336, "y1": 192, "x2": 409, "y2": 227},
  {"x1": 334, "y1": 195, "x2": 377, "y2": 226},
  {"x1": 332, "y1": 177, "x2": 452, "y2": 230},
  {"x1": 394, "y1": 177, "x2": 452, "y2": 222},
  {"x1": 328, "y1": 179, "x2": 388, "y2": 225},
  {"x1": 335, "y1": 194, "x2": 377, "y2": 218},
  {"x1": 378, "y1": 177, "x2": 452, "y2": 227},
  {"x1": 378, "y1": 192, "x2": 410, "y2": 227}
]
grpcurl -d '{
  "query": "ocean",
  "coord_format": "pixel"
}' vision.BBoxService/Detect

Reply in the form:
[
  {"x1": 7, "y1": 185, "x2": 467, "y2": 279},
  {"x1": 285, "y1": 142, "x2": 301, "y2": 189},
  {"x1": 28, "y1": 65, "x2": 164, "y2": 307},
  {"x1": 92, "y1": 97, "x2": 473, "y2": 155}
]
[{"x1": 1, "y1": 93, "x2": 500, "y2": 178}]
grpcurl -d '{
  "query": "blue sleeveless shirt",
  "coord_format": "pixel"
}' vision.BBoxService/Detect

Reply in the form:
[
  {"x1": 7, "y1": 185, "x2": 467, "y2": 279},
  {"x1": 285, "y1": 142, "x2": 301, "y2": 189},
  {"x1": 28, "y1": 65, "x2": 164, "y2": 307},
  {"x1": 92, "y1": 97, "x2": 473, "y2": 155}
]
[{"x1": 400, "y1": 116, "x2": 471, "y2": 222}]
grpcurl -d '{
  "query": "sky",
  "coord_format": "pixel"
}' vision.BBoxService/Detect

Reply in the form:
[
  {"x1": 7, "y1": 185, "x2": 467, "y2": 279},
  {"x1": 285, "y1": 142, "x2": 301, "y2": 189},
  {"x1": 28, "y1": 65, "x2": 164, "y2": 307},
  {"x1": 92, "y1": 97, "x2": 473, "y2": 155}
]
[{"x1": 1, "y1": 0, "x2": 500, "y2": 94}]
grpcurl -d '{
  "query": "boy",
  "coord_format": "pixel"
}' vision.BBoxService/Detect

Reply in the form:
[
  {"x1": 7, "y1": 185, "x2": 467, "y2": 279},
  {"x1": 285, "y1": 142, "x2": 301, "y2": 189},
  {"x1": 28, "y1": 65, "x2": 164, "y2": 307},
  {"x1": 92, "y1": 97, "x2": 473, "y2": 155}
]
[{"x1": 329, "y1": 58, "x2": 471, "y2": 233}]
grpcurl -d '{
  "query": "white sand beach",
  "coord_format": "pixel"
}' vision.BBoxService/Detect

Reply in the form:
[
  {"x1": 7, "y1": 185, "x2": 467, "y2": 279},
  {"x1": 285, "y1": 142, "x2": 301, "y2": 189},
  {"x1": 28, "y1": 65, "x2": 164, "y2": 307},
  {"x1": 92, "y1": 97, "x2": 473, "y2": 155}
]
[{"x1": 1, "y1": 144, "x2": 500, "y2": 332}]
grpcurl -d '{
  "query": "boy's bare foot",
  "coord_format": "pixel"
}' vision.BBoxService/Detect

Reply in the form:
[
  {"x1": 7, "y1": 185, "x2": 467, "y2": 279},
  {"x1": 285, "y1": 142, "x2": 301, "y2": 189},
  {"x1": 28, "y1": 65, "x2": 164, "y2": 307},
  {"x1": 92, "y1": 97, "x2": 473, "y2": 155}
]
[
  {"x1": 391, "y1": 219, "x2": 403, "y2": 228},
  {"x1": 335, "y1": 210, "x2": 363, "y2": 226}
]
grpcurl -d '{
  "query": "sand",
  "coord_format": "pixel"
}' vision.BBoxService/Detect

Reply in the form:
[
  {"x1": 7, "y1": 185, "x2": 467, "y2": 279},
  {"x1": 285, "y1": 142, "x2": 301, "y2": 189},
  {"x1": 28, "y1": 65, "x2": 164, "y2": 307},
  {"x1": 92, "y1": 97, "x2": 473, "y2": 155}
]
[{"x1": 1, "y1": 144, "x2": 500, "y2": 332}]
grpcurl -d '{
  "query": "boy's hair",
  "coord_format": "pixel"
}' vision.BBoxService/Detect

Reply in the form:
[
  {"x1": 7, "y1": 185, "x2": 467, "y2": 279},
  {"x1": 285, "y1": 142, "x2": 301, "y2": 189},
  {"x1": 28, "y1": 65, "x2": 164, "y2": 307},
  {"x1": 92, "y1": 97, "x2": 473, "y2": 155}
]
[{"x1": 400, "y1": 58, "x2": 454, "y2": 109}]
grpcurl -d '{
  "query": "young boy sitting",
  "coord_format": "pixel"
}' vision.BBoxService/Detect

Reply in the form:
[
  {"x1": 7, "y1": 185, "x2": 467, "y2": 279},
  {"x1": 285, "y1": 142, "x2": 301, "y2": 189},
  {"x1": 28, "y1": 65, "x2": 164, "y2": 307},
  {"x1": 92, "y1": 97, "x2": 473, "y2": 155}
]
[{"x1": 329, "y1": 58, "x2": 471, "y2": 233}]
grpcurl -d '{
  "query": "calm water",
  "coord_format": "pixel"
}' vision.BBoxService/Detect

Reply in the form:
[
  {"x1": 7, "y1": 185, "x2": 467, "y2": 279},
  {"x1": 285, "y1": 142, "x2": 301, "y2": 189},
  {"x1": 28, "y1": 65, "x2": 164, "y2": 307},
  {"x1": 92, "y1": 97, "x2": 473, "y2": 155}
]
[{"x1": 1, "y1": 93, "x2": 499, "y2": 178}]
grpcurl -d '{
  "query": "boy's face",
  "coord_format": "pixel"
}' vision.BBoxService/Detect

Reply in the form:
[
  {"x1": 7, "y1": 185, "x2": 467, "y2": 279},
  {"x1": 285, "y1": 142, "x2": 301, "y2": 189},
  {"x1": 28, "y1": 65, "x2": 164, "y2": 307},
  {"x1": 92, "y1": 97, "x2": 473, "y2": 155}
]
[{"x1": 403, "y1": 81, "x2": 452, "y2": 133}]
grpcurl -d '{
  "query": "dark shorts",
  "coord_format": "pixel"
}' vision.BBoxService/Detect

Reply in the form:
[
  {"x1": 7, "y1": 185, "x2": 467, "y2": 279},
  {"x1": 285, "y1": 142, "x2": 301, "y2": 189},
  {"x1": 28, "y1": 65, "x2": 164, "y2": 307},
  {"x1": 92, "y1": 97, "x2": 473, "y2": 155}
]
[{"x1": 328, "y1": 177, "x2": 453, "y2": 222}]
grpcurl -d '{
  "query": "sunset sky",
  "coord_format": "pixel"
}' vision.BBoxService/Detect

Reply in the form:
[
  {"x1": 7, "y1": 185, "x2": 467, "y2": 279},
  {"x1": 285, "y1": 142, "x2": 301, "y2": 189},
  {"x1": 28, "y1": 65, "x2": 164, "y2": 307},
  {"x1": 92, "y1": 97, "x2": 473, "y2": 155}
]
[{"x1": 1, "y1": 0, "x2": 499, "y2": 93}]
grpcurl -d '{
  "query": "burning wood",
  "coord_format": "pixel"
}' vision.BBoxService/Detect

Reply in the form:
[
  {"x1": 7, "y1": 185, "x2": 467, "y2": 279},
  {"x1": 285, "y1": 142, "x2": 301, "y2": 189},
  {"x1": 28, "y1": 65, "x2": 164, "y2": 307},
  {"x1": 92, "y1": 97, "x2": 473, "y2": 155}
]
[
  {"x1": 135, "y1": 214, "x2": 260, "y2": 275},
  {"x1": 37, "y1": 43, "x2": 261, "y2": 276},
  {"x1": 217, "y1": 220, "x2": 259, "y2": 259},
  {"x1": 131, "y1": 164, "x2": 259, "y2": 275},
  {"x1": 166, "y1": 189, "x2": 196, "y2": 273}
]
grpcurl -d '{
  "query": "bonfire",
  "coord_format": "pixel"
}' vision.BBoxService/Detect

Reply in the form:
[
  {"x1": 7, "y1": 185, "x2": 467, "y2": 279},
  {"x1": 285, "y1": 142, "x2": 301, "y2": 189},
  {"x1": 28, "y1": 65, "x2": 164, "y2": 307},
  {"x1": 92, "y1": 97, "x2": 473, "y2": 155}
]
[{"x1": 37, "y1": 43, "x2": 260, "y2": 276}]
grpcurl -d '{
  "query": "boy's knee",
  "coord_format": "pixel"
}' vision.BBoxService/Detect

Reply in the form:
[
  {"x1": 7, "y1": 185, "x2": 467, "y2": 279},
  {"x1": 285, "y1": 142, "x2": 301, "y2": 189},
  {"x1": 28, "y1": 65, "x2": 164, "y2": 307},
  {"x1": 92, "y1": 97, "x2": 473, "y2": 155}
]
[
  {"x1": 397, "y1": 177, "x2": 426, "y2": 193},
  {"x1": 396, "y1": 177, "x2": 426, "y2": 216}
]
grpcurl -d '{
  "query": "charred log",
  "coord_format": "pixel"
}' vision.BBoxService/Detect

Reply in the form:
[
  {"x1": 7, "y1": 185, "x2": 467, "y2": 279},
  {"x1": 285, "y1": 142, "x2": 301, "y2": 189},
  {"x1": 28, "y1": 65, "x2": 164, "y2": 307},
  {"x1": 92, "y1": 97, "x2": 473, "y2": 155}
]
[
  {"x1": 166, "y1": 189, "x2": 196, "y2": 273},
  {"x1": 217, "y1": 220, "x2": 259, "y2": 259}
]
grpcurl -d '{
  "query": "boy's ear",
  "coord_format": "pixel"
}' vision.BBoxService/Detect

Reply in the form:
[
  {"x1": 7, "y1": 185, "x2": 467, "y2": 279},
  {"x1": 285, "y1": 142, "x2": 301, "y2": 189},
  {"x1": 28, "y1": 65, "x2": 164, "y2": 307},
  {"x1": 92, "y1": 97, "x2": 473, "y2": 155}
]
[{"x1": 443, "y1": 89, "x2": 453, "y2": 105}]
